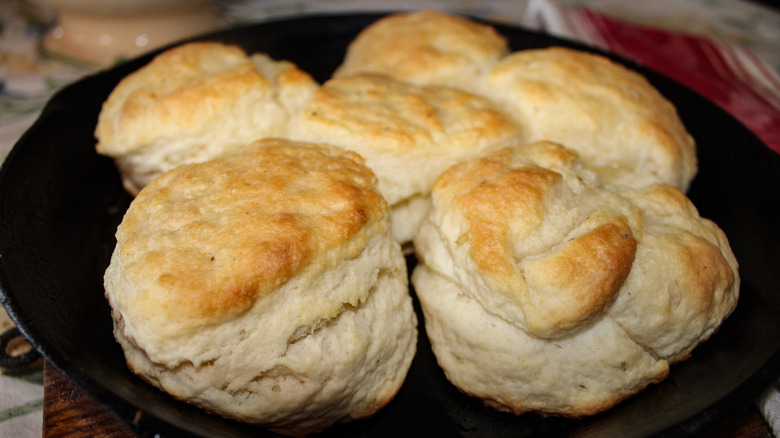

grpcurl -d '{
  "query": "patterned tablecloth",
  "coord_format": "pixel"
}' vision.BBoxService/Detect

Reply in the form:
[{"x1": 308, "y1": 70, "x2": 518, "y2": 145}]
[{"x1": 2, "y1": 0, "x2": 779, "y2": 436}]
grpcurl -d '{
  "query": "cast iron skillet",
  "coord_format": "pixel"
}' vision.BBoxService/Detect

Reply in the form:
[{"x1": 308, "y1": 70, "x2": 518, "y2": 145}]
[{"x1": 1, "y1": 13, "x2": 779, "y2": 438}]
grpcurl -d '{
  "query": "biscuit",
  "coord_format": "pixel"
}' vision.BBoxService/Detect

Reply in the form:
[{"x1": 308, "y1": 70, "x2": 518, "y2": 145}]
[
  {"x1": 412, "y1": 141, "x2": 738, "y2": 416},
  {"x1": 288, "y1": 73, "x2": 522, "y2": 242},
  {"x1": 95, "y1": 42, "x2": 319, "y2": 194},
  {"x1": 478, "y1": 47, "x2": 697, "y2": 190},
  {"x1": 104, "y1": 139, "x2": 417, "y2": 436},
  {"x1": 333, "y1": 10, "x2": 509, "y2": 90}
]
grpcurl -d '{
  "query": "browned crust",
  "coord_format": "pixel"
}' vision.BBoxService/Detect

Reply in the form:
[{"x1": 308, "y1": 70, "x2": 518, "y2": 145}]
[{"x1": 116, "y1": 140, "x2": 385, "y2": 329}]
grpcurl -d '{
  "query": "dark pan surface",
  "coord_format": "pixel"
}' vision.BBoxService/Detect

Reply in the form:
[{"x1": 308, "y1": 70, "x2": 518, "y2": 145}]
[{"x1": 1, "y1": 13, "x2": 779, "y2": 438}]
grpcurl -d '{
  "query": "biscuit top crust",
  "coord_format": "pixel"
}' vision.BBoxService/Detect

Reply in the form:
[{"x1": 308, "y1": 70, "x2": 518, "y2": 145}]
[
  {"x1": 427, "y1": 141, "x2": 737, "y2": 339},
  {"x1": 481, "y1": 47, "x2": 697, "y2": 190},
  {"x1": 296, "y1": 73, "x2": 517, "y2": 154},
  {"x1": 95, "y1": 42, "x2": 316, "y2": 156},
  {"x1": 432, "y1": 142, "x2": 639, "y2": 336},
  {"x1": 114, "y1": 139, "x2": 386, "y2": 332},
  {"x1": 608, "y1": 183, "x2": 738, "y2": 361},
  {"x1": 334, "y1": 10, "x2": 509, "y2": 88},
  {"x1": 290, "y1": 73, "x2": 521, "y2": 204}
]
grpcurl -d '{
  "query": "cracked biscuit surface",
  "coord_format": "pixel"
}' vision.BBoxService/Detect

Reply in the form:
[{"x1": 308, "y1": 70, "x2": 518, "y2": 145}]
[
  {"x1": 104, "y1": 139, "x2": 417, "y2": 436},
  {"x1": 95, "y1": 42, "x2": 319, "y2": 195},
  {"x1": 478, "y1": 47, "x2": 697, "y2": 191},
  {"x1": 289, "y1": 72, "x2": 522, "y2": 243},
  {"x1": 412, "y1": 141, "x2": 737, "y2": 416},
  {"x1": 333, "y1": 10, "x2": 509, "y2": 89}
]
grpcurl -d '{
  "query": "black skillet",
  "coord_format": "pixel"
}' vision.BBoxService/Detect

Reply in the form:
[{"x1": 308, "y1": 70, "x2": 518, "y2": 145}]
[{"x1": 1, "y1": 13, "x2": 779, "y2": 438}]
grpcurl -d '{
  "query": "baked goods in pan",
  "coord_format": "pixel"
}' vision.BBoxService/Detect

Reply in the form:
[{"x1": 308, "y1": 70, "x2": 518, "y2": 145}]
[
  {"x1": 333, "y1": 10, "x2": 509, "y2": 90},
  {"x1": 97, "y1": 9, "x2": 737, "y2": 431},
  {"x1": 104, "y1": 139, "x2": 417, "y2": 436},
  {"x1": 411, "y1": 141, "x2": 738, "y2": 416},
  {"x1": 478, "y1": 47, "x2": 697, "y2": 190},
  {"x1": 335, "y1": 11, "x2": 696, "y2": 192},
  {"x1": 95, "y1": 42, "x2": 318, "y2": 195},
  {"x1": 289, "y1": 72, "x2": 522, "y2": 243}
]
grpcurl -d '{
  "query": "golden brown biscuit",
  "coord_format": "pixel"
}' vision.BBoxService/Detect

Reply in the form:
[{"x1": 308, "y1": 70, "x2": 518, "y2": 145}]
[
  {"x1": 104, "y1": 138, "x2": 417, "y2": 436},
  {"x1": 333, "y1": 10, "x2": 509, "y2": 89},
  {"x1": 479, "y1": 47, "x2": 697, "y2": 190},
  {"x1": 95, "y1": 42, "x2": 319, "y2": 194},
  {"x1": 289, "y1": 73, "x2": 522, "y2": 242},
  {"x1": 412, "y1": 141, "x2": 738, "y2": 417}
]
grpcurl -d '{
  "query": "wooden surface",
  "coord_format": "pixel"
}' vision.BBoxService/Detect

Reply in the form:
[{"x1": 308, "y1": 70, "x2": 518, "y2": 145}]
[
  {"x1": 43, "y1": 363, "x2": 135, "y2": 438},
  {"x1": 42, "y1": 361, "x2": 774, "y2": 437}
]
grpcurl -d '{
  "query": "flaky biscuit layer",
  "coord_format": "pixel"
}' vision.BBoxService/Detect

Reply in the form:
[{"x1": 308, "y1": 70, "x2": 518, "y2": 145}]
[
  {"x1": 289, "y1": 72, "x2": 522, "y2": 242},
  {"x1": 334, "y1": 10, "x2": 509, "y2": 89},
  {"x1": 412, "y1": 141, "x2": 738, "y2": 416},
  {"x1": 479, "y1": 47, "x2": 697, "y2": 190},
  {"x1": 105, "y1": 139, "x2": 417, "y2": 436},
  {"x1": 95, "y1": 42, "x2": 318, "y2": 194}
]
